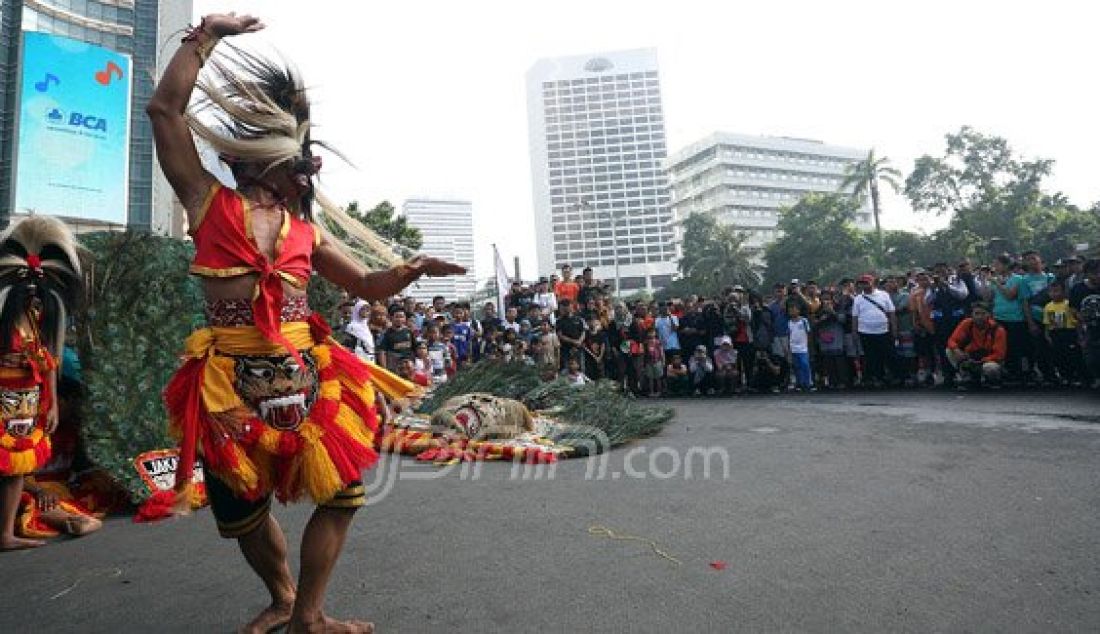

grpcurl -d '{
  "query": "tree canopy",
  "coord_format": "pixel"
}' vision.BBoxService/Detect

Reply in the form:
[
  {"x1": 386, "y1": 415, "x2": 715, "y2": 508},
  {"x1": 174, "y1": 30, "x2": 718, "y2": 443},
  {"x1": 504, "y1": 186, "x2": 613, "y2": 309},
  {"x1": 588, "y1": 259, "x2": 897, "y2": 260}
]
[
  {"x1": 658, "y1": 212, "x2": 758, "y2": 299},
  {"x1": 764, "y1": 193, "x2": 871, "y2": 286},
  {"x1": 905, "y1": 126, "x2": 1099, "y2": 262},
  {"x1": 324, "y1": 200, "x2": 423, "y2": 259}
]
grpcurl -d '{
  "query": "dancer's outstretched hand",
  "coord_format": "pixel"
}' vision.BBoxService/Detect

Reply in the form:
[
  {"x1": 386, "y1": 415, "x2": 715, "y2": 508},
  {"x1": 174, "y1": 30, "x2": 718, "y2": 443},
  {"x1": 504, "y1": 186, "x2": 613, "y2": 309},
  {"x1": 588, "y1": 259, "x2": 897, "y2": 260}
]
[
  {"x1": 408, "y1": 255, "x2": 467, "y2": 278},
  {"x1": 205, "y1": 12, "x2": 265, "y2": 37}
]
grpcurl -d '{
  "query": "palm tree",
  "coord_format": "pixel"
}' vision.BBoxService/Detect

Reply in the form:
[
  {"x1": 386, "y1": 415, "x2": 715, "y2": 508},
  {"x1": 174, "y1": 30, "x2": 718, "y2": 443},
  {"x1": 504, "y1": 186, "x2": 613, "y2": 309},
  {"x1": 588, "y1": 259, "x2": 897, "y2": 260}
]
[
  {"x1": 839, "y1": 149, "x2": 902, "y2": 265},
  {"x1": 679, "y1": 214, "x2": 760, "y2": 295}
]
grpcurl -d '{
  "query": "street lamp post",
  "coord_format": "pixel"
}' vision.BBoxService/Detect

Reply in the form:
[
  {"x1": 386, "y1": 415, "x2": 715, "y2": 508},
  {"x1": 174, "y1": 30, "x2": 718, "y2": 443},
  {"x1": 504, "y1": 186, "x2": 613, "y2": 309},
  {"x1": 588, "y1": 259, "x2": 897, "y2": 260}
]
[{"x1": 575, "y1": 198, "x2": 622, "y2": 298}]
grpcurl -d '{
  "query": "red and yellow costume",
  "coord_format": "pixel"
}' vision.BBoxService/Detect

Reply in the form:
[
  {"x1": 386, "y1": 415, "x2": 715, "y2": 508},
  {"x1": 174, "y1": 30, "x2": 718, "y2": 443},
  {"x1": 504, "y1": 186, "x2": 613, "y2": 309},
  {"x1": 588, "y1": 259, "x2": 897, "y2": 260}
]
[
  {"x1": 162, "y1": 184, "x2": 389, "y2": 528},
  {"x1": 0, "y1": 326, "x2": 57, "y2": 477}
]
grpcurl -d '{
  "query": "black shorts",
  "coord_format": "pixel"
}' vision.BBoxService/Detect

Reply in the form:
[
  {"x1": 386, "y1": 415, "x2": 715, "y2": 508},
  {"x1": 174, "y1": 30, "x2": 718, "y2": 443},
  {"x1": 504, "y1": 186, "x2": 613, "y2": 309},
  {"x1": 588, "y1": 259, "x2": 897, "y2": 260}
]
[{"x1": 205, "y1": 470, "x2": 366, "y2": 539}]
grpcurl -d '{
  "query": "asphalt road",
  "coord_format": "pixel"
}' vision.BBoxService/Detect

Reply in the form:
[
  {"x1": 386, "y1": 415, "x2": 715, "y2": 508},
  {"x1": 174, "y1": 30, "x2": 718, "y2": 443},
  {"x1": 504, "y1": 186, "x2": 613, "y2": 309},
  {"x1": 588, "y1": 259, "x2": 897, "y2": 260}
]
[{"x1": 3, "y1": 390, "x2": 1099, "y2": 633}]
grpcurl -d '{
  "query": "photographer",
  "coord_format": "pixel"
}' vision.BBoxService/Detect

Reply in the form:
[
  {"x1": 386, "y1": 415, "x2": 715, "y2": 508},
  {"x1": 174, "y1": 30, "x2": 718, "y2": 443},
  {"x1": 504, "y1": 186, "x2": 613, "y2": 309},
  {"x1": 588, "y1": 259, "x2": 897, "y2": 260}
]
[{"x1": 946, "y1": 303, "x2": 1007, "y2": 389}]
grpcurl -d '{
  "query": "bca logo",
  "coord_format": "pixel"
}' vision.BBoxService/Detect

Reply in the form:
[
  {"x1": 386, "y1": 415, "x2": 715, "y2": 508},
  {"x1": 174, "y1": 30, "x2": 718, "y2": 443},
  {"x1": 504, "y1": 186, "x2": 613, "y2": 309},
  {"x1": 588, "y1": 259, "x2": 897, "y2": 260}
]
[{"x1": 68, "y1": 112, "x2": 107, "y2": 132}]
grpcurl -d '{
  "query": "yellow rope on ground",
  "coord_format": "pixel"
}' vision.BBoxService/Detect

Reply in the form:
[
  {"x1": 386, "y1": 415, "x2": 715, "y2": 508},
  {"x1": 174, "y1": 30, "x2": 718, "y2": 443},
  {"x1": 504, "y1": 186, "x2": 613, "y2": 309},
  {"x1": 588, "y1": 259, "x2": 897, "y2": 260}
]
[{"x1": 587, "y1": 524, "x2": 682, "y2": 566}]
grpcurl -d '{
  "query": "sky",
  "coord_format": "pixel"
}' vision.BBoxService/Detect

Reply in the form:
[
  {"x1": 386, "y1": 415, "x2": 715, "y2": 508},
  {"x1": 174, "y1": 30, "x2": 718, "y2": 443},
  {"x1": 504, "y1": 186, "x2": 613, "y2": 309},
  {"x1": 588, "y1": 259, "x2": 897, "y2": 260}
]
[{"x1": 193, "y1": 0, "x2": 1099, "y2": 283}]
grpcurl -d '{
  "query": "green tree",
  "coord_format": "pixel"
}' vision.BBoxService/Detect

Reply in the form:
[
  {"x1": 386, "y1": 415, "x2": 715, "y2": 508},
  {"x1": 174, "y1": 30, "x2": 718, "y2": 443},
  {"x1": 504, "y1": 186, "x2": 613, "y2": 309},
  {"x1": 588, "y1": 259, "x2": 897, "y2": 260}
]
[
  {"x1": 902, "y1": 126, "x2": 1096, "y2": 260},
  {"x1": 839, "y1": 149, "x2": 902, "y2": 264},
  {"x1": 343, "y1": 200, "x2": 422, "y2": 251},
  {"x1": 323, "y1": 200, "x2": 422, "y2": 257},
  {"x1": 764, "y1": 193, "x2": 871, "y2": 286},
  {"x1": 671, "y1": 213, "x2": 759, "y2": 297}
]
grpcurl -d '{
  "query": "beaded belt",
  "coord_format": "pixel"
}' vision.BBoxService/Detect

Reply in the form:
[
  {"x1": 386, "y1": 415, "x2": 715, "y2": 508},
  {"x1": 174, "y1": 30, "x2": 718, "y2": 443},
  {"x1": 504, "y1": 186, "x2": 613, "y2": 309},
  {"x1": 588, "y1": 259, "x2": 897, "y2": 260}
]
[{"x1": 204, "y1": 296, "x2": 311, "y2": 327}]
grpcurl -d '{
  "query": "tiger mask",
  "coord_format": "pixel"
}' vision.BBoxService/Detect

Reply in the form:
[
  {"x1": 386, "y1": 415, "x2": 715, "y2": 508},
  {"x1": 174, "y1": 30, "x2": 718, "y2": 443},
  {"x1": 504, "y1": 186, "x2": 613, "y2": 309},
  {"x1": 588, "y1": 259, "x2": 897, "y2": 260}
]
[{"x1": 234, "y1": 353, "x2": 318, "y2": 431}]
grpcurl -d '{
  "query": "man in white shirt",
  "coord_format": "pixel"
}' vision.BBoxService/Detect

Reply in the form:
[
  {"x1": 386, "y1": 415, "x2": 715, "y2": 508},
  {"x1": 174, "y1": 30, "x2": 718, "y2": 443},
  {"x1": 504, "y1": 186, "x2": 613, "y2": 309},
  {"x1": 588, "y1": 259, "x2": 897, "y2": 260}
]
[
  {"x1": 533, "y1": 278, "x2": 558, "y2": 325},
  {"x1": 851, "y1": 275, "x2": 898, "y2": 387}
]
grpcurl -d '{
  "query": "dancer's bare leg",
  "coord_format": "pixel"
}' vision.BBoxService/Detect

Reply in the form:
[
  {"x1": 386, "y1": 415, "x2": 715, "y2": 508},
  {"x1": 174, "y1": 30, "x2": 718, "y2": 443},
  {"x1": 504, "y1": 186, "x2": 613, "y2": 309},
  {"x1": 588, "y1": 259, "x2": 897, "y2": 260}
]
[
  {"x1": 38, "y1": 508, "x2": 103, "y2": 536},
  {"x1": 238, "y1": 514, "x2": 297, "y2": 634},
  {"x1": 287, "y1": 506, "x2": 372, "y2": 634},
  {"x1": 0, "y1": 475, "x2": 44, "y2": 551}
]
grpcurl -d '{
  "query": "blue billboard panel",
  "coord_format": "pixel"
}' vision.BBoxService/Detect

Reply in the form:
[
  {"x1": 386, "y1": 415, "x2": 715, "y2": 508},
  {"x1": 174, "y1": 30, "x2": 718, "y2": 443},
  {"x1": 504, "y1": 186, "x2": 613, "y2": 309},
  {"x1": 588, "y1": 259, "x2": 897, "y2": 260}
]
[{"x1": 13, "y1": 31, "x2": 132, "y2": 224}]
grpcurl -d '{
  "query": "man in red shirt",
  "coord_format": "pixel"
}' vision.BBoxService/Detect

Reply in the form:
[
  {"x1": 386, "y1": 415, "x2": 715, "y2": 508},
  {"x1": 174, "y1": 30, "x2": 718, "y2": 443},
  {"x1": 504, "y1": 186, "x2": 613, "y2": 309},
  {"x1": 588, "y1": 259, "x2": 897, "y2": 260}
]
[
  {"x1": 946, "y1": 303, "x2": 1007, "y2": 389},
  {"x1": 554, "y1": 264, "x2": 580, "y2": 305}
]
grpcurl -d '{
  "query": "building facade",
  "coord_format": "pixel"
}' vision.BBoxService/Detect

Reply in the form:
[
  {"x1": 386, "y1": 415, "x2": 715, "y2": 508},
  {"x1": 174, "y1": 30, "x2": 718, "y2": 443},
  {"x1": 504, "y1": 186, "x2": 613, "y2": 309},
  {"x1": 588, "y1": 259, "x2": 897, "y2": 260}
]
[
  {"x1": 402, "y1": 198, "x2": 477, "y2": 302},
  {"x1": 526, "y1": 48, "x2": 675, "y2": 293},
  {"x1": 667, "y1": 133, "x2": 873, "y2": 256},
  {"x1": 0, "y1": 0, "x2": 191, "y2": 234}
]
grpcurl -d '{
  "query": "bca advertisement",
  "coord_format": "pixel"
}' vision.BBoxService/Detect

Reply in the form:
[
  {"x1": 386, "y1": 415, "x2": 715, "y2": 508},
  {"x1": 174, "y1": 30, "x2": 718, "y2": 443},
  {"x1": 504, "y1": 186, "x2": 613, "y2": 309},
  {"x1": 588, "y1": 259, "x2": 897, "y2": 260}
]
[{"x1": 14, "y1": 31, "x2": 132, "y2": 225}]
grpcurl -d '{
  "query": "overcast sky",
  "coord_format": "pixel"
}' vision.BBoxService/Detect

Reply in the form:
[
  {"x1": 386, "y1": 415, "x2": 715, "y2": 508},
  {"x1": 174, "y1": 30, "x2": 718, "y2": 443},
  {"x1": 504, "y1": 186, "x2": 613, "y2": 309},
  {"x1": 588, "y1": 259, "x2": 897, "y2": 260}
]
[{"x1": 193, "y1": 0, "x2": 1098, "y2": 281}]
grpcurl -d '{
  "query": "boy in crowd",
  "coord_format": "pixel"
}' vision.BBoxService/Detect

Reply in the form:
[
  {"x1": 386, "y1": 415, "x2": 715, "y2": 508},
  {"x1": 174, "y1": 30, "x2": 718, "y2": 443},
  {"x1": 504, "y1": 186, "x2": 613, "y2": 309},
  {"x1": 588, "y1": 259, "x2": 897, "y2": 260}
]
[
  {"x1": 946, "y1": 303, "x2": 1007, "y2": 389},
  {"x1": 787, "y1": 301, "x2": 814, "y2": 391},
  {"x1": 538, "y1": 320, "x2": 561, "y2": 373},
  {"x1": 450, "y1": 305, "x2": 474, "y2": 369},
  {"x1": 378, "y1": 308, "x2": 415, "y2": 372},
  {"x1": 642, "y1": 329, "x2": 665, "y2": 397},
  {"x1": 666, "y1": 353, "x2": 691, "y2": 396},
  {"x1": 422, "y1": 325, "x2": 452, "y2": 384},
  {"x1": 689, "y1": 344, "x2": 716, "y2": 396},
  {"x1": 1043, "y1": 280, "x2": 1085, "y2": 385},
  {"x1": 439, "y1": 324, "x2": 459, "y2": 379},
  {"x1": 654, "y1": 303, "x2": 681, "y2": 361}
]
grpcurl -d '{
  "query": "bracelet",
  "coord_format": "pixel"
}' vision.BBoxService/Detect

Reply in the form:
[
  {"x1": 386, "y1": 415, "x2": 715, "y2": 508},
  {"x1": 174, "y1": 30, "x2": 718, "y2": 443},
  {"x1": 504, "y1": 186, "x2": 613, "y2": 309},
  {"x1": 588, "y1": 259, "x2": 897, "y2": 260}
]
[
  {"x1": 182, "y1": 17, "x2": 220, "y2": 65},
  {"x1": 395, "y1": 262, "x2": 422, "y2": 283}
]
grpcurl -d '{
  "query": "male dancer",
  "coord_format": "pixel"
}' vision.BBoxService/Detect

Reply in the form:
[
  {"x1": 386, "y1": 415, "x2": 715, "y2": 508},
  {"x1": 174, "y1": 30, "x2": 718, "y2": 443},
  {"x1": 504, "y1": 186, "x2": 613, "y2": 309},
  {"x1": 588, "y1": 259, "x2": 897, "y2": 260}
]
[{"x1": 147, "y1": 12, "x2": 463, "y2": 633}]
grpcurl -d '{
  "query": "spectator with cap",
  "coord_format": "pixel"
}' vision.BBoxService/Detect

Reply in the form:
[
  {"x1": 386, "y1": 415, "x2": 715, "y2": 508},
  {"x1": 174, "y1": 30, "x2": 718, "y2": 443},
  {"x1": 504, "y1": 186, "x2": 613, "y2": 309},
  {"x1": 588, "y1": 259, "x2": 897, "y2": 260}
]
[
  {"x1": 851, "y1": 274, "x2": 897, "y2": 388},
  {"x1": 947, "y1": 302, "x2": 1007, "y2": 389},
  {"x1": 713, "y1": 336, "x2": 740, "y2": 395}
]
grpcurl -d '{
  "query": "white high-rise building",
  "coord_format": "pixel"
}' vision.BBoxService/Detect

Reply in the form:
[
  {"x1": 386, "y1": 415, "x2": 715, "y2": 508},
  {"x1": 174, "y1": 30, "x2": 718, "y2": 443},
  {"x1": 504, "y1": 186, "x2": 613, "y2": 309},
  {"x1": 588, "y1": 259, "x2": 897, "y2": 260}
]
[
  {"x1": 526, "y1": 48, "x2": 676, "y2": 293},
  {"x1": 667, "y1": 133, "x2": 873, "y2": 256},
  {"x1": 401, "y1": 198, "x2": 476, "y2": 301}
]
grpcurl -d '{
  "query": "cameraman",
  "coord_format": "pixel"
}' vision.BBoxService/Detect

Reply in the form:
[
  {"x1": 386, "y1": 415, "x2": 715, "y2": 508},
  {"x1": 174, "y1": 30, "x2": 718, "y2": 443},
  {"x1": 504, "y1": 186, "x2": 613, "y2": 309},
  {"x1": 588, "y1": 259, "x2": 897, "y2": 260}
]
[{"x1": 946, "y1": 303, "x2": 1007, "y2": 389}]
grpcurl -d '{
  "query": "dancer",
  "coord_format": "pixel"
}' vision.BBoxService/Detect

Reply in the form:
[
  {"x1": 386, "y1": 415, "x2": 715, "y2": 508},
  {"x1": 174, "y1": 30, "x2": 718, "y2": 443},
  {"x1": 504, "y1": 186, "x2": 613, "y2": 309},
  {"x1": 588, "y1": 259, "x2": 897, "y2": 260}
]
[
  {"x1": 146, "y1": 12, "x2": 463, "y2": 633},
  {"x1": 0, "y1": 216, "x2": 83, "y2": 551}
]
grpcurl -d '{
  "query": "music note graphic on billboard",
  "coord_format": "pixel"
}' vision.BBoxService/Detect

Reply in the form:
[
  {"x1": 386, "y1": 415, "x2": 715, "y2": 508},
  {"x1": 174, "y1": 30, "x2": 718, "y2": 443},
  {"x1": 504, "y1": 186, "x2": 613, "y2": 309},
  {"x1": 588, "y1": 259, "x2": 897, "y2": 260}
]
[
  {"x1": 13, "y1": 31, "x2": 132, "y2": 225},
  {"x1": 94, "y1": 61, "x2": 123, "y2": 86},
  {"x1": 34, "y1": 73, "x2": 59, "y2": 92}
]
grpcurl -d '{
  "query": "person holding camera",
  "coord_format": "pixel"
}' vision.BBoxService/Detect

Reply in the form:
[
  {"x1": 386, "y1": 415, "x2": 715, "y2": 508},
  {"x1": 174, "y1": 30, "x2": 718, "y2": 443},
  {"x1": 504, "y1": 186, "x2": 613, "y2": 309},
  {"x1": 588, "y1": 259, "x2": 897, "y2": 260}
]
[{"x1": 946, "y1": 303, "x2": 1007, "y2": 389}]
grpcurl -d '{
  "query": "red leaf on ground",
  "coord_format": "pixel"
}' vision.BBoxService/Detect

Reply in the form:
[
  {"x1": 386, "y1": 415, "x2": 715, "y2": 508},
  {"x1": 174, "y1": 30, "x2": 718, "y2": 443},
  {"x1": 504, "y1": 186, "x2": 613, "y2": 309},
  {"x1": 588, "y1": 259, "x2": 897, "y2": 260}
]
[{"x1": 709, "y1": 560, "x2": 728, "y2": 571}]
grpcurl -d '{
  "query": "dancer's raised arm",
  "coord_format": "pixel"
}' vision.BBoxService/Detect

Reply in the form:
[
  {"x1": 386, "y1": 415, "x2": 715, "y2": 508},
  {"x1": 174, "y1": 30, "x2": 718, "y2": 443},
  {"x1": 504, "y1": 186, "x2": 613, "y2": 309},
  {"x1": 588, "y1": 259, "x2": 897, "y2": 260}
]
[{"x1": 146, "y1": 13, "x2": 263, "y2": 213}]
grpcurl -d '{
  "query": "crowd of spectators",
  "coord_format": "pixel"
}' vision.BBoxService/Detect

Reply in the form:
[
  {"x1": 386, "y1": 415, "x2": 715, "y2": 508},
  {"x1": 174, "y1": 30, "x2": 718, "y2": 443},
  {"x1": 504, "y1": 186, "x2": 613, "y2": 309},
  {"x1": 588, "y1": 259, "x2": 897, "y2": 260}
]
[{"x1": 337, "y1": 254, "x2": 1100, "y2": 396}]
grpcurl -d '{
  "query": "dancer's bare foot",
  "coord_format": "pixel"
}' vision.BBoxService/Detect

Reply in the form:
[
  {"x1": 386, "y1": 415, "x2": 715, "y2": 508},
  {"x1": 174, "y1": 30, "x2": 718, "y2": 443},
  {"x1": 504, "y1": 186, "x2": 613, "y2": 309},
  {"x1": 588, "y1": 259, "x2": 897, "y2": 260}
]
[
  {"x1": 287, "y1": 614, "x2": 374, "y2": 633},
  {"x1": 0, "y1": 535, "x2": 46, "y2": 551},
  {"x1": 240, "y1": 600, "x2": 295, "y2": 634}
]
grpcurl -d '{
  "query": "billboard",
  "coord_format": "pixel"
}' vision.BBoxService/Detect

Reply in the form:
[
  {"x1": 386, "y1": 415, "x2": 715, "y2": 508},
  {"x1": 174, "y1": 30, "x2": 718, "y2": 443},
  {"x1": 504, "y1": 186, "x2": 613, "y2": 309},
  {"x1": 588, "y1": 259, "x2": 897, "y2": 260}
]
[{"x1": 13, "y1": 31, "x2": 132, "y2": 224}]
